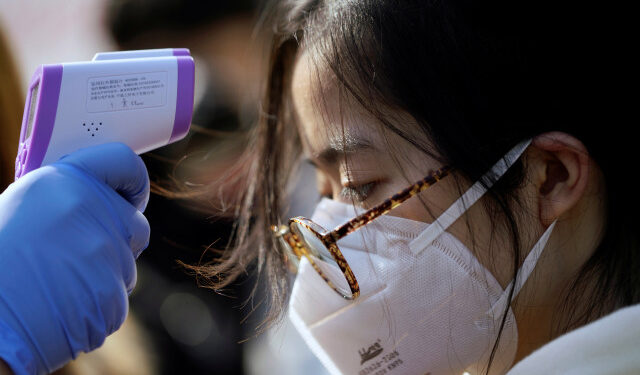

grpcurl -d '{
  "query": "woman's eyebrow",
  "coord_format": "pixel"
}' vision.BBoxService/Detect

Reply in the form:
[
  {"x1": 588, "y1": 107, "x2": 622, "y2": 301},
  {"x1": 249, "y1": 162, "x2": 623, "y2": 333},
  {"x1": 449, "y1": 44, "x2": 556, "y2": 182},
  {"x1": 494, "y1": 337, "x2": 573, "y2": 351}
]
[{"x1": 311, "y1": 135, "x2": 376, "y2": 167}]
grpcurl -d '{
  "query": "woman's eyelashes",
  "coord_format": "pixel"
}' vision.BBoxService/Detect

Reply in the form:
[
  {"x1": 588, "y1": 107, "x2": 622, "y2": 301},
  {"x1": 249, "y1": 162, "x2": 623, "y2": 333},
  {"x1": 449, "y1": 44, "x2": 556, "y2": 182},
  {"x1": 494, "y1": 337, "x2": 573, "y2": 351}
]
[
  {"x1": 339, "y1": 181, "x2": 378, "y2": 203},
  {"x1": 311, "y1": 160, "x2": 384, "y2": 202},
  {"x1": 318, "y1": 179, "x2": 382, "y2": 203}
]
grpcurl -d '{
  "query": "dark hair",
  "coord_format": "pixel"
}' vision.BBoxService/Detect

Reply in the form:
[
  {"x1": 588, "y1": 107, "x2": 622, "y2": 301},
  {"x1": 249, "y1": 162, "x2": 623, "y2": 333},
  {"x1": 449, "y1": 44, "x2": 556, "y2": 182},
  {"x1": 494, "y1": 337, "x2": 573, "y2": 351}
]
[{"x1": 191, "y1": 0, "x2": 636, "y2": 370}]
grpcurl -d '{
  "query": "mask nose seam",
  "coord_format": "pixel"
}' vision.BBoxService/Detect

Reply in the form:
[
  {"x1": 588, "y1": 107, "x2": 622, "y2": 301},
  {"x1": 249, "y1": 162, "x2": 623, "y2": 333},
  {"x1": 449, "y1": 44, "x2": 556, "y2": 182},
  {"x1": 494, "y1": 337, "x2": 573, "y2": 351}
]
[{"x1": 373, "y1": 224, "x2": 422, "y2": 239}]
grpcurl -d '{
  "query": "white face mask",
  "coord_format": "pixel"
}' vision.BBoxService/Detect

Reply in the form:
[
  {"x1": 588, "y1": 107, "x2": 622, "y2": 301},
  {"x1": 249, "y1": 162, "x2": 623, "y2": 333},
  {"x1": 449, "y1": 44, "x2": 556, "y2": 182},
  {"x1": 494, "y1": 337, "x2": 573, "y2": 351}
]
[{"x1": 288, "y1": 140, "x2": 557, "y2": 375}]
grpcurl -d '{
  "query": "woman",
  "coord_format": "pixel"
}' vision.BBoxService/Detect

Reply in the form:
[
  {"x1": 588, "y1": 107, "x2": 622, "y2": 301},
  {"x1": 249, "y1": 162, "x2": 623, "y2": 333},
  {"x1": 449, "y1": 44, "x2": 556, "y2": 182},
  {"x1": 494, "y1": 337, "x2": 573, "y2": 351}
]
[
  {"x1": 198, "y1": 0, "x2": 638, "y2": 374},
  {"x1": 0, "y1": 0, "x2": 636, "y2": 374}
]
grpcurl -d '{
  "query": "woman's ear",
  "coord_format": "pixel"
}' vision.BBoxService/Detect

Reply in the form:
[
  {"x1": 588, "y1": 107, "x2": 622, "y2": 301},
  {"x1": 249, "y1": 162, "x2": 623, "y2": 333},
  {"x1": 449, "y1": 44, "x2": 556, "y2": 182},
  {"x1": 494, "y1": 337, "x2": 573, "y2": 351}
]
[{"x1": 531, "y1": 132, "x2": 590, "y2": 226}]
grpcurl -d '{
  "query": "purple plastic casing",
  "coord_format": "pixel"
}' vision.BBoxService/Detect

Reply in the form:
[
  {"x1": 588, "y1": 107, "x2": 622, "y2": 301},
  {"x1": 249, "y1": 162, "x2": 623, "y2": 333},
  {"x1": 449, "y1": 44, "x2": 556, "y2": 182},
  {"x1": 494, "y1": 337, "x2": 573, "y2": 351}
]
[
  {"x1": 172, "y1": 48, "x2": 191, "y2": 57},
  {"x1": 15, "y1": 64, "x2": 63, "y2": 180},
  {"x1": 170, "y1": 55, "x2": 195, "y2": 143}
]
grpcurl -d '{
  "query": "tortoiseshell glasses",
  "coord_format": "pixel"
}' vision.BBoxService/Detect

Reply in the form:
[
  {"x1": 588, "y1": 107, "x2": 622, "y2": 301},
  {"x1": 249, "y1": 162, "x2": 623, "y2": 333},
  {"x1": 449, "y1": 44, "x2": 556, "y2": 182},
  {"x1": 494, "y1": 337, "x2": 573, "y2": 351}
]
[{"x1": 273, "y1": 166, "x2": 452, "y2": 300}]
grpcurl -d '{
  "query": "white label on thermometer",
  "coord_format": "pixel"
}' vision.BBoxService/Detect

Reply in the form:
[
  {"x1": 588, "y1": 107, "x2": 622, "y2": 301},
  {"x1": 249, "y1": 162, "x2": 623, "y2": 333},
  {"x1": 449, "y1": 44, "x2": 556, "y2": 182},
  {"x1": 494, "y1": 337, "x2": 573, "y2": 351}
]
[{"x1": 86, "y1": 71, "x2": 167, "y2": 112}]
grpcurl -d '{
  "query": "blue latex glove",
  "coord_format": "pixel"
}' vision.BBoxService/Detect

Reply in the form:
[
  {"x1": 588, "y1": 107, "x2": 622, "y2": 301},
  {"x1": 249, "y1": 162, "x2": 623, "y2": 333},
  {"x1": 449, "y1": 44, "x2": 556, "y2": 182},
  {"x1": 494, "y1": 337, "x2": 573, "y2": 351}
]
[{"x1": 0, "y1": 143, "x2": 150, "y2": 375}]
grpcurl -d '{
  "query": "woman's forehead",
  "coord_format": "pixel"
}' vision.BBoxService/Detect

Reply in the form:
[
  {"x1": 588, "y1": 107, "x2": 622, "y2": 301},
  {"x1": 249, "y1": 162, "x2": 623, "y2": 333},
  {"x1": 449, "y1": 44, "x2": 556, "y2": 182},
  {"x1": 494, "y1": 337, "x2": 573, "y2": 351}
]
[
  {"x1": 291, "y1": 51, "x2": 376, "y2": 155},
  {"x1": 291, "y1": 51, "x2": 410, "y2": 158},
  {"x1": 290, "y1": 50, "x2": 435, "y2": 168}
]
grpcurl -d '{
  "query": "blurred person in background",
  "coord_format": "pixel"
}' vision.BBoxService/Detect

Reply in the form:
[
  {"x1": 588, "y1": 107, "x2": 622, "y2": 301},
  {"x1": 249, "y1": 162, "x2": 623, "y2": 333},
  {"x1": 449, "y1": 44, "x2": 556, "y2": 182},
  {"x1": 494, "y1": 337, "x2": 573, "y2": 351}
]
[
  {"x1": 102, "y1": 1, "x2": 262, "y2": 374},
  {"x1": 0, "y1": 24, "x2": 23, "y2": 190}
]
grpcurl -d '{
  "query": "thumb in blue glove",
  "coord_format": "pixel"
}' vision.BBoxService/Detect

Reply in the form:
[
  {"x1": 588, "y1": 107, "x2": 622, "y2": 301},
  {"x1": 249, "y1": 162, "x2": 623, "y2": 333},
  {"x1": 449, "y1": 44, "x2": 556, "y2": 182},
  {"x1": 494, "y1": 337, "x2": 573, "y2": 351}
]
[{"x1": 0, "y1": 142, "x2": 150, "y2": 375}]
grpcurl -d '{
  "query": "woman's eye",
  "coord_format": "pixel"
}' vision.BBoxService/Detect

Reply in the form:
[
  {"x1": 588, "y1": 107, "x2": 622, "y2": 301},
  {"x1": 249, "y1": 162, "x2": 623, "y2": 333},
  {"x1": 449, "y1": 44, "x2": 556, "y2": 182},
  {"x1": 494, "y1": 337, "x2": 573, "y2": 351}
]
[{"x1": 339, "y1": 181, "x2": 377, "y2": 203}]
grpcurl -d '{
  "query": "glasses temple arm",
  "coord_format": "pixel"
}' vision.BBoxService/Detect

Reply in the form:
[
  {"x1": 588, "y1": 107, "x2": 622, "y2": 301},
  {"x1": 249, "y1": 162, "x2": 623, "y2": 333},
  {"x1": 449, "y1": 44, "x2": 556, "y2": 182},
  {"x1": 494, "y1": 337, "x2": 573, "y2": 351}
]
[{"x1": 322, "y1": 166, "x2": 452, "y2": 244}]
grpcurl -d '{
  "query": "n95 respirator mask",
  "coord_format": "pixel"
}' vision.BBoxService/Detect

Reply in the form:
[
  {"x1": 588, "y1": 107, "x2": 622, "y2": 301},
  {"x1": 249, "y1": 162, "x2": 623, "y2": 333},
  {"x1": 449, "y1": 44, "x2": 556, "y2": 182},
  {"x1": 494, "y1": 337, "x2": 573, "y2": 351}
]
[{"x1": 289, "y1": 140, "x2": 557, "y2": 375}]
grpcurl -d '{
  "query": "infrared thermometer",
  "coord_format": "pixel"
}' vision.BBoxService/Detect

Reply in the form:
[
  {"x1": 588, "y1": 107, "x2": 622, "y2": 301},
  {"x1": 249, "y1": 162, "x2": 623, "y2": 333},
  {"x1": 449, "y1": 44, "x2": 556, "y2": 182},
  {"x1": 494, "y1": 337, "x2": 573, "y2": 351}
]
[{"x1": 15, "y1": 48, "x2": 195, "y2": 180}]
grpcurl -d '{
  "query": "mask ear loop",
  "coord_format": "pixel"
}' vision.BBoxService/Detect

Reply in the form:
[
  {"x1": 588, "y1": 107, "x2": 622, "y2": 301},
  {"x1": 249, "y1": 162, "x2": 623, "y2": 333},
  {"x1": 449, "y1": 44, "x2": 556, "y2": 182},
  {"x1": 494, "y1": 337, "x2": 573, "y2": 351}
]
[
  {"x1": 471, "y1": 219, "x2": 556, "y2": 357},
  {"x1": 409, "y1": 139, "x2": 532, "y2": 255},
  {"x1": 486, "y1": 219, "x2": 557, "y2": 317}
]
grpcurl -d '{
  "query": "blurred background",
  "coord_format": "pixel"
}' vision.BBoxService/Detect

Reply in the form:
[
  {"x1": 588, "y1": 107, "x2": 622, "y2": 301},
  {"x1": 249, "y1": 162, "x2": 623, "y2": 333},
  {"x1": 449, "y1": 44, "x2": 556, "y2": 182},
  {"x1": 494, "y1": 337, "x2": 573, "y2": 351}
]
[{"x1": 0, "y1": 0, "x2": 324, "y2": 374}]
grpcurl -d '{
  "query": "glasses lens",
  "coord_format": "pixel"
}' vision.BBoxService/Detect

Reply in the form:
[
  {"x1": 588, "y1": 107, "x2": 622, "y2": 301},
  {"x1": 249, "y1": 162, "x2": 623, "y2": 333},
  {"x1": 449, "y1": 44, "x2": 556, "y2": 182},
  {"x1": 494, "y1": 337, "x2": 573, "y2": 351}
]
[{"x1": 290, "y1": 221, "x2": 353, "y2": 298}]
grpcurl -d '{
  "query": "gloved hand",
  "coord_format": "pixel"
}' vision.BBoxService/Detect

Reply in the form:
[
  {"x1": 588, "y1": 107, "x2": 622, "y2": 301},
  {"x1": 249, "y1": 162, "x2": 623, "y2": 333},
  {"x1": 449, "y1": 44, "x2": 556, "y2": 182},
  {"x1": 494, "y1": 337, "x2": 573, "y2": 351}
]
[{"x1": 0, "y1": 143, "x2": 150, "y2": 375}]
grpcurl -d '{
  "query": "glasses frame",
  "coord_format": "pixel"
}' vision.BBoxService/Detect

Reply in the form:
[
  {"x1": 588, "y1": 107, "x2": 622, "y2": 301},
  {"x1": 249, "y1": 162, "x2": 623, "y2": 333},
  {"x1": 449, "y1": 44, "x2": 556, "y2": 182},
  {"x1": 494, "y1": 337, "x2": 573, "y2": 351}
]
[{"x1": 273, "y1": 166, "x2": 452, "y2": 300}]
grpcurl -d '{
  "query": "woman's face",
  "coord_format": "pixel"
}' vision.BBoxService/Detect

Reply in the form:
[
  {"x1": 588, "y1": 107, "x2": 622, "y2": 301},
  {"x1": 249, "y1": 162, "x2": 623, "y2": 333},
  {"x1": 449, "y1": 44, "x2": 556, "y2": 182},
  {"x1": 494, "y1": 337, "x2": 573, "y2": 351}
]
[
  {"x1": 289, "y1": 50, "x2": 525, "y2": 289},
  {"x1": 289, "y1": 48, "x2": 608, "y2": 363}
]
